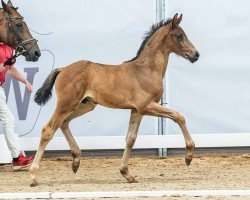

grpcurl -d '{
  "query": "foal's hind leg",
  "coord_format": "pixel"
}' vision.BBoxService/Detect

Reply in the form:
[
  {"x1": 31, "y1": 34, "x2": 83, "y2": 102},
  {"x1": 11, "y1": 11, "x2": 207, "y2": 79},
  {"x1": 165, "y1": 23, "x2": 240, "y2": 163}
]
[
  {"x1": 120, "y1": 110, "x2": 142, "y2": 183},
  {"x1": 60, "y1": 101, "x2": 96, "y2": 173},
  {"x1": 29, "y1": 103, "x2": 78, "y2": 187}
]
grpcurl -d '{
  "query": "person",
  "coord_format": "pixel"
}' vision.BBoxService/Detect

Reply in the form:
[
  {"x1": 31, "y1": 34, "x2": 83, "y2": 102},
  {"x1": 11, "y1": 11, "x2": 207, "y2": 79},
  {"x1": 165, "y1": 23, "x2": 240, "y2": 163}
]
[{"x1": 0, "y1": 42, "x2": 34, "y2": 170}]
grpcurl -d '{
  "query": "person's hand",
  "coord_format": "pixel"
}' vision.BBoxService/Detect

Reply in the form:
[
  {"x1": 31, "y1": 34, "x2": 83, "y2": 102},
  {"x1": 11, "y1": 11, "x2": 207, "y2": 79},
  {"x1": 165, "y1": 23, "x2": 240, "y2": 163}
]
[
  {"x1": 25, "y1": 80, "x2": 33, "y2": 93},
  {"x1": 0, "y1": 63, "x2": 5, "y2": 72}
]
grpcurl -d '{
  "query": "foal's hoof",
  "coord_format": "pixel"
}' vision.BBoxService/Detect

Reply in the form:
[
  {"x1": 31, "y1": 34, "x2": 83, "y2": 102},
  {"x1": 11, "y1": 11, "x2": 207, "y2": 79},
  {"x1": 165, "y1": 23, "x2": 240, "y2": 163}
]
[
  {"x1": 30, "y1": 180, "x2": 39, "y2": 187},
  {"x1": 185, "y1": 157, "x2": 192, "y2": 166},
  {"x1": 127, "y1": 177, "x2": 138, "y2": 183},
  {"x1": 72, "y1": 163, "x2": 80, "y2": 174}
]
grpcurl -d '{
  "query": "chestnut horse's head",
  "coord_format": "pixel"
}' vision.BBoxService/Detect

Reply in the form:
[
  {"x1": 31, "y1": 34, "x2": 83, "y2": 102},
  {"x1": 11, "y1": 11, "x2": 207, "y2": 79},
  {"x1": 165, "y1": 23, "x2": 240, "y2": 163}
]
[
  {"x1": 168, "y1": 13, "x2": 199, "y2": 63},
  {"x1": 0, "y1": 0, "x2": 40, "y2": 61}
]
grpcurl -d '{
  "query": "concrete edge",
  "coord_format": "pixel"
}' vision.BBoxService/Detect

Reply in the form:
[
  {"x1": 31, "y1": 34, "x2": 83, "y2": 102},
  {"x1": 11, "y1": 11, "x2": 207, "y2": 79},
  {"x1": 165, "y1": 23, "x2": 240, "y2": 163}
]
[{"x1": 0, "y1": 190, "x2": 250, "y2": 199}]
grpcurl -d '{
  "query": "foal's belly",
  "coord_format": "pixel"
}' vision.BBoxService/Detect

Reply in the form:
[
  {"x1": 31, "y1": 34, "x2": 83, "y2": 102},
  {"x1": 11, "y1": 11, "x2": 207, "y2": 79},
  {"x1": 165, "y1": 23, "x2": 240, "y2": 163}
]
[{"x1": 84, "y1": 90, "x2": 135, "y2": 109}]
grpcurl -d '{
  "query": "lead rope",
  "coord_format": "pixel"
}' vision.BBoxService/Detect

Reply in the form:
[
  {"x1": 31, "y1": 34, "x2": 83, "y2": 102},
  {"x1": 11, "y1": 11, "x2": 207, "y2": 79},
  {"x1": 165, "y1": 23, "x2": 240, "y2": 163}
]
[
  {"x1": 19, "y1": 49, "x2": 55, "y2": 137},
  {"x1": 28, "y1": 28, "x2": 53, "y2": 36}
]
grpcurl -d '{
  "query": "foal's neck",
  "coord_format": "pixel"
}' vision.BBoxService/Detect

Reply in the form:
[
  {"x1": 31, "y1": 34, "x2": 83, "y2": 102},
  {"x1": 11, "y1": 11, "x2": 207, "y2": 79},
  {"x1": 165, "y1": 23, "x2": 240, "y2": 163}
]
[{"x1": 136, "y1": 26, "x2": 171, "y2": 78}]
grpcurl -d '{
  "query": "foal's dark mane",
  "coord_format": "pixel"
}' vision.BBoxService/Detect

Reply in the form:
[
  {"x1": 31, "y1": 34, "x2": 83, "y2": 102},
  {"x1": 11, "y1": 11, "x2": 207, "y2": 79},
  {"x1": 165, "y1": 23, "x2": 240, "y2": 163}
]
[{"x1": 125, "y1": 18, "x2": 172, "y2": 63}]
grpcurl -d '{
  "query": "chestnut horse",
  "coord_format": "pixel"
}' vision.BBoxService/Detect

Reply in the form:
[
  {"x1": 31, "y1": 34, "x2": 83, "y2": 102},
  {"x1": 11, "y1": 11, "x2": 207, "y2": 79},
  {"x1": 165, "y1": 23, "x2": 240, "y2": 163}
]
[
  {"x1": 0, "y1": 0, "x2": 40, "y2": 61},
  {"x1": 30, "y1": 13, "x2": 199, "y2": 186}
]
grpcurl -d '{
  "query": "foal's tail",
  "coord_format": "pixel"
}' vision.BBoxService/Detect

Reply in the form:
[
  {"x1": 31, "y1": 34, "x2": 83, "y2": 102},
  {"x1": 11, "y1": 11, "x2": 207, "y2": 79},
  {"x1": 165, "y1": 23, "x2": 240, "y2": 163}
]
[{"x1": 34, "y1": 68, "x2": 61, "y2": 106}]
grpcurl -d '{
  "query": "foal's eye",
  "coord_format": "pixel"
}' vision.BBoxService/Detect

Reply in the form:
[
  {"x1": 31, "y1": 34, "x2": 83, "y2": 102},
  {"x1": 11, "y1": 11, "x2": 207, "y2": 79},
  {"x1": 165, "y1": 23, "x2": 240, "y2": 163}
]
[
  {"x1": 16, "y1": 23, "x2": 23, "y2": 28},
  {"x1": 176, "y1": 33, "x2": 184, "y2": 41}
]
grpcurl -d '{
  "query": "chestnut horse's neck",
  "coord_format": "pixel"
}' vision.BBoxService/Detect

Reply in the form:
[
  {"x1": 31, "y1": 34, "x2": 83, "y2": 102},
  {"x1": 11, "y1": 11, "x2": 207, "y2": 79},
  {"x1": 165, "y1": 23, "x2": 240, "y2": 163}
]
[{"x1": 131, "y1": 23, "x2": 172, "y2": 78}]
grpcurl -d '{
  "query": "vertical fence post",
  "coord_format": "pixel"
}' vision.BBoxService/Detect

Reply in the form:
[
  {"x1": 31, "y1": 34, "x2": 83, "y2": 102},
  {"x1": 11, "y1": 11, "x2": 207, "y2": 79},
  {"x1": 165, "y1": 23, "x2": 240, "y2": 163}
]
[{"x1": 156, "y1": 0, "x2": 168, "y2": 157}]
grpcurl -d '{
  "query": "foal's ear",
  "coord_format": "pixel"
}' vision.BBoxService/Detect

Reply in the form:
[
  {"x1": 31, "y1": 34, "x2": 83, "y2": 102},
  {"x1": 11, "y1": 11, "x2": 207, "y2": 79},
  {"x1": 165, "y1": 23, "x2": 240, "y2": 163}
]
[
  {"x1": 171, "y1": 13, "x2": 182, "y2": 29},
  {"x1": 7, "y1": 0, "x2": 13, "y2": 7},
  {"x1": 1, "y1": 0, "x2": 7, "y2": 10},
  {"x1": 7, "y1": 0, "x2": 18, "y2": 10},
  {"x1": 1, "y1": 0, "x2": 15, "y2": 12},
  {"x1": 176, "y1": 14, "x2": 183, "y2": 25}
]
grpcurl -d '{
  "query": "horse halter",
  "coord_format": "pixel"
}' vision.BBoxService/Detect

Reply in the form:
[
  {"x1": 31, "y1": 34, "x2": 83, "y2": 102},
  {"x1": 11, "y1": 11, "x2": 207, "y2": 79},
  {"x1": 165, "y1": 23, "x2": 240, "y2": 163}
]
[{"x1": 4, "y1": 11, "x2": 38, "y2": 57}]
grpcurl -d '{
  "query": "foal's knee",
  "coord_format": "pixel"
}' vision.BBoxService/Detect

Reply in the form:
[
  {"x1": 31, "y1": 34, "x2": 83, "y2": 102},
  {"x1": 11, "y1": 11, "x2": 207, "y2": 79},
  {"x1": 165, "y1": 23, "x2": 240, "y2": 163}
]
[
  {"x1": 173, "y1": 112, "x2": 185, "y2": 124},
  {"x1": 60, "y1": 122, "x2": 69, "y2": 131}
]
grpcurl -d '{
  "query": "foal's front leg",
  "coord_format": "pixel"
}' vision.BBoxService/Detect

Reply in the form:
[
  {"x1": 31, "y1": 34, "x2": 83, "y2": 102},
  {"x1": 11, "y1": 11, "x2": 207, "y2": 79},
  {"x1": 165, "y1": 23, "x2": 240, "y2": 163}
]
[
  {"x1": 120, "y1": 110, "x2": 142, "y2": 183},
  {"x1": 143, "y1": 102, "x2": 195, "y2": 165}
]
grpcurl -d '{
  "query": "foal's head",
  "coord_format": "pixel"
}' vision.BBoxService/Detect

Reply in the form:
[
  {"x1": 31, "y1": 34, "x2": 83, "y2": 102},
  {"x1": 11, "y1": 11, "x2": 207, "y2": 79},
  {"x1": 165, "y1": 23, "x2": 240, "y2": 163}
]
[
  {"x1": 168, "y1": 14, "x2": 199, "y2": 63},
  {"x1": 0, "y1": 0, "x2": 41, "y2": 61}
]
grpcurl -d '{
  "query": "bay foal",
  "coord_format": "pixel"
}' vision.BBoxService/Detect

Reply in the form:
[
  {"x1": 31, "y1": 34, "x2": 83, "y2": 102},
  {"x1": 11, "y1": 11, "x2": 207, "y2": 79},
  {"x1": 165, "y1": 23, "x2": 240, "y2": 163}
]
[{"x1": 30, "y1": 14, "x2": 199, "y2": 186}]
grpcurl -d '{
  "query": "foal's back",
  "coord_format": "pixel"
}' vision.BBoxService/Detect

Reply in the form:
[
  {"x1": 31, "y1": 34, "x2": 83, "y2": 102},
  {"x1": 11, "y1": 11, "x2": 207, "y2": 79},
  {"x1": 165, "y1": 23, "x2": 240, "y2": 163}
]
[{"x1": 55, "y1": 60, "x2": 146, "y2": 109}]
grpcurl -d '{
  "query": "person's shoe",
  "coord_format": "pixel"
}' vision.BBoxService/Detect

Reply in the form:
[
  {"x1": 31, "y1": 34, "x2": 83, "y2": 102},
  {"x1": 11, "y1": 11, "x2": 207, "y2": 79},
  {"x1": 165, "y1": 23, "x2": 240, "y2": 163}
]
[{"x1": 12, "y1": 153, "x2": 34, "y2": 171}]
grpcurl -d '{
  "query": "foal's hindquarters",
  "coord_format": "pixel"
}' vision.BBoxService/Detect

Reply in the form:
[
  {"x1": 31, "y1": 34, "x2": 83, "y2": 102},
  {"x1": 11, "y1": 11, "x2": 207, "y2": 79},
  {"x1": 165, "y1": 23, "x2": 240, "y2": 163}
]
[{"x1": 29, "y1": 63, "x2": 96, "y2": 186}]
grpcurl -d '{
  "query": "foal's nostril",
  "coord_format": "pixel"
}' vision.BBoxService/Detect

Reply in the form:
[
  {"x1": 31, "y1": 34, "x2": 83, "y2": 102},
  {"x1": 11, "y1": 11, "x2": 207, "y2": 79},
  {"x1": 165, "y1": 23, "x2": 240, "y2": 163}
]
[
  {"x1": 34, "y1": 51, "x2": 41, "y2": 57},
  {"x1": 195, "y1": 51, "x2": 200, "y2": 59}
]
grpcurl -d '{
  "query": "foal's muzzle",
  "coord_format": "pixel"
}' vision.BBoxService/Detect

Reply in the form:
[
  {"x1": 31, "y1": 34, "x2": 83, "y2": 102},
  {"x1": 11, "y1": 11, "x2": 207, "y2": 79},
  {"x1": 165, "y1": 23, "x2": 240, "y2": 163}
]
[{"x1": 188, "y1": 51, "x2": 200, "y2": 63}]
